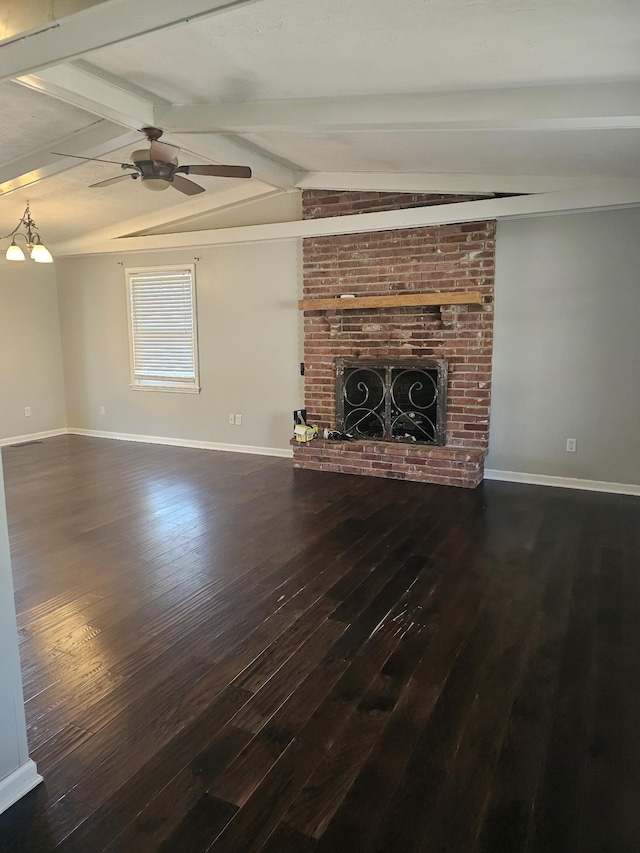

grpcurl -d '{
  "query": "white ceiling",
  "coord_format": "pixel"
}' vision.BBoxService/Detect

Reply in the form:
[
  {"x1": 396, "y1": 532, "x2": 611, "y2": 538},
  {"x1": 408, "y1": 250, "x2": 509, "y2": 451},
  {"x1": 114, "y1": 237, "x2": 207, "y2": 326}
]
[
  {"x1": 0, "y1": 82, "x2": 97, "y2": 162},
  {"x1": 0, "y1": 0, "x2": 638, "y2": 255},
  {"x1": 87, "y1": 0, "x2": 640, "y2": 100}
]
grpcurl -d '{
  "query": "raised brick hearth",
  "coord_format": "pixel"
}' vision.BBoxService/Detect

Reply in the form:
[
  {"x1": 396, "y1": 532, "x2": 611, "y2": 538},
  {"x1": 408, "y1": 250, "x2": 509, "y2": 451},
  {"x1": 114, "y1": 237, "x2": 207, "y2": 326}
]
[
  {"x1": 294, "y1": 190, "x2": 496, "y2": 488},
  {"x1": 291, "y1": 438, "x2": 486, "y2": 488}
]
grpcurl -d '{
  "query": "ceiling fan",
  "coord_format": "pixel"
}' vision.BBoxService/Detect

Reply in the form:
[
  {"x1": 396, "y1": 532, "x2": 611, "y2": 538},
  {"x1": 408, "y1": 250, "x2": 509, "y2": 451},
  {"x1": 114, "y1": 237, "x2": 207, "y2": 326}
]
[{"x1": 53, "y1": 127, "x2": 252, "y2": 195}]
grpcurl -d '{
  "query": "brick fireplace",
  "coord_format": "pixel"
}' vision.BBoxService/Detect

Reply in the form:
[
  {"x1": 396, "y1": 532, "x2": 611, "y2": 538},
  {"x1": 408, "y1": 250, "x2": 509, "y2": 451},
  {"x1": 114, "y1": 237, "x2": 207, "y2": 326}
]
[{"x1": 293, "y1": 191, "x2": 496, "y2": 488}]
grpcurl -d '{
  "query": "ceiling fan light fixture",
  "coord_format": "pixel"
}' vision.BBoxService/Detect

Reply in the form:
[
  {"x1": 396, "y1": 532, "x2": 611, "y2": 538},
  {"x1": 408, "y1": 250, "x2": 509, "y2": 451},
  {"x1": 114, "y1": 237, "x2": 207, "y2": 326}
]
[
  {"x1": 6, "y1": 240, "x2": 25, "y2": 261},
  {"x1": 131, "y1": 148, "x2": 177, "y2": 167},
  {"x1": 131, "y1": 148, "x2": 151, "y2": 164},
  {"x1": 141, "y1": 177, "x2": 170, "y2": 191}
]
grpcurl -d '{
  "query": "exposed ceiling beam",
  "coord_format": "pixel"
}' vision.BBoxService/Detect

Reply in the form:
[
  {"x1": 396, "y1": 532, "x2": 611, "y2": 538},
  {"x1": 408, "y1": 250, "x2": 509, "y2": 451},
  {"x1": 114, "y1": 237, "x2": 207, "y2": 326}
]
[
  {"x1": 18, "y1": 63, "x2": 298, "y2": 189},
  {"x1": 123, "y1": 183, "x2": 287, "y2": 237},
  {"x1": 0, "y1": 121, "x2": 139, "y2": 196},
  {"x1": 55, "y1": 181, "x2": 640, "y2": 257},
  {"x1": 54, "y1": 182, "x2": 287, "y2": 253},
  {"x1": 18, "y1": 63, "x2": 157, "y2": 129},
  {"x1": 0, "y1": 0, "x2": 266, "y2": 82},
  {"x1": 157, "y1": 83, "x2": 640, "y2": 133},
  {"x1": 167, "y1": 132, "x2": 296, "y2": 190},
  {"x1": 0, "y1": 1, "x2": 108, "y2": 43},
  {"x1": 293, "y1": 171, "x2": 618, "y2": 195}
]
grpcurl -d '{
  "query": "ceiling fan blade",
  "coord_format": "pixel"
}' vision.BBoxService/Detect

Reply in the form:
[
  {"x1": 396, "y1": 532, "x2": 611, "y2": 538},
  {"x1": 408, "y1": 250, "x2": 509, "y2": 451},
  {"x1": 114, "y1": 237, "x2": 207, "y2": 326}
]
[
  {"x1": 53, "y1": 152, "x2": 134, "y2": 167},
  {"x1": 150, "y1": 140, "x2": 180, "y2": 163},
  {"x1": 177, "y1": 164, "x2": 252, "y2": 179},
  {"x1": 89, "y1": 174, "x2": 135, "y2": 188},
  {"x1": 172, "y1": 174, "x2": 205, "y2": 195}
]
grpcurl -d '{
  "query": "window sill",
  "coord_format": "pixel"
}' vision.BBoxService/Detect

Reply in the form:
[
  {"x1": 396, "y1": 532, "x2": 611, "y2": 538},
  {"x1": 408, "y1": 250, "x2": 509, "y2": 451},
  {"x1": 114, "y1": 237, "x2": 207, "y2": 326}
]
[{"x1": 130, "y1": 384, "x2": 201, "y2": 394}]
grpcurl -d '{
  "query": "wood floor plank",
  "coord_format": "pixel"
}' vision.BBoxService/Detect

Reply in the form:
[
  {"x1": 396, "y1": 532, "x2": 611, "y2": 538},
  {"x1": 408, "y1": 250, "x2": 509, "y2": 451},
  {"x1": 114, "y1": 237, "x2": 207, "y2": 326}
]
[
  {"x1": 261, "y1": 823, "x2": 318, "y2": 852},
  {"x1": 157, "y1": 794, "x2": 237, "y2": 853},
  {"x1": 477, "y1": 507, "x2": 581, "y2": 853},
  {"x1": 576, "y1": 542, "x2": 640, "y2": 852},
  {"x1": 207, "y1": 562, "x2": 441, "y2": 850},
  {"x1": 529, "y1": 510, "x2": 601, "y2": 853},
  {"x1": 1, "y1": 683, "x2": 250, "y2": 851},
  {"x1": 282, "y1": 618, "x2": 435, "y2": 839},
  {"x1": 312, "y1": 537, "x2": 490, "y2": 852},
  {"x1": 369, "y1": 563, "x2": 540, "y2": 851},
  {"x1": 230, "y1": 617, "x2": 347, "y2": 734},
  {"x1": 233, "y1": 598, "x2": 340, "y2": 694},
  {"x1": 100, "y1": 726, "x2": 251, "y2": 853}
]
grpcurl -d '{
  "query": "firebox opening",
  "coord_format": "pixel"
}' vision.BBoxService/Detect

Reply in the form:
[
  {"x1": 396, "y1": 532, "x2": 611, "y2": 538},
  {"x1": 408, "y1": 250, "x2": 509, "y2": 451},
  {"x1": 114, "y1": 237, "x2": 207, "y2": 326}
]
[{"x1": 336, "y1": 358, "x2": 447, "y2": 446}]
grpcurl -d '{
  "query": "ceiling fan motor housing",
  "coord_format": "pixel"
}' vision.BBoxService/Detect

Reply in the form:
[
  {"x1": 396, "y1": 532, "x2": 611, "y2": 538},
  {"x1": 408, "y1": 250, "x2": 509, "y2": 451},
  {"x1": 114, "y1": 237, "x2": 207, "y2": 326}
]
[{"x1": 130, "y1": 149, "x2": 178, "y2": 189}]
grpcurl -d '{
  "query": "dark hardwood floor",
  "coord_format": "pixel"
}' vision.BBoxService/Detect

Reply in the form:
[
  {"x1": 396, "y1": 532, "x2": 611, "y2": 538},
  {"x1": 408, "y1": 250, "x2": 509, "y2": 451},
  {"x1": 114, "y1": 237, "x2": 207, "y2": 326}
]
[{"x1": 0, "y1": 434, "x2": 639, "y2": 852}]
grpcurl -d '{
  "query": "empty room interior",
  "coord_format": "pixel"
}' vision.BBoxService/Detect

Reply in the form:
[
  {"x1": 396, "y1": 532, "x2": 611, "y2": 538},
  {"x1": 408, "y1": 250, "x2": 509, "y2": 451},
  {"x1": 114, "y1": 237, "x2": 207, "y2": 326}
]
[{"x1": 0, "y1": 1, "x2": 639, "y2": 850}]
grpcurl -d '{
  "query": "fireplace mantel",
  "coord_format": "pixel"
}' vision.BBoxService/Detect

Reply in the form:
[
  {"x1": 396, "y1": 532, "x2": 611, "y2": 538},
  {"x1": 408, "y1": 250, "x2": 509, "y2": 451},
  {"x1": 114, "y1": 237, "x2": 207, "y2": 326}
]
[{"x1": 298, "y1": 290, "x2": 483, "y2": 312}]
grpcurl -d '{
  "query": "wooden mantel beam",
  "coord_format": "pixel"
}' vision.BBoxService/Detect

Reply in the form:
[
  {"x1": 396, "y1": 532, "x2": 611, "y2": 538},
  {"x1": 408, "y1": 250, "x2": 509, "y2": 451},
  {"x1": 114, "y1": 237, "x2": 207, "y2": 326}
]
[{"x1": 298, "y1": 291, "x2": 483, "y2": 311}]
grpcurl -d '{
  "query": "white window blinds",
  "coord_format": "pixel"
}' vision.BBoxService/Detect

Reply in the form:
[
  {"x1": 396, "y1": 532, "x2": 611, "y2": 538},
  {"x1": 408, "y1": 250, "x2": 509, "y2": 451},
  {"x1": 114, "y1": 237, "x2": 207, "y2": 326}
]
[{"x1": 126, "y1": 266, "x2": 199, "y2": 392}]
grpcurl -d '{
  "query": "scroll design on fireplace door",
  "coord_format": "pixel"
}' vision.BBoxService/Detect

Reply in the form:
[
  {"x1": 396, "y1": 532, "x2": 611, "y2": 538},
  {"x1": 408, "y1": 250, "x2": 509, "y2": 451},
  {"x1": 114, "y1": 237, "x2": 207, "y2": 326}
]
[{"x1": 336, "y1": 358, "x2": 447, "y2": 445}]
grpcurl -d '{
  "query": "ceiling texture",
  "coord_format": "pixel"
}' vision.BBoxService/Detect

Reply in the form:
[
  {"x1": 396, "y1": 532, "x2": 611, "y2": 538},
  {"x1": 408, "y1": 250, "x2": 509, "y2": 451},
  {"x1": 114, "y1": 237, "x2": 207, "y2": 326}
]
[{"x1": 0, "y1": 0, "x2": 638, "y2": 256}]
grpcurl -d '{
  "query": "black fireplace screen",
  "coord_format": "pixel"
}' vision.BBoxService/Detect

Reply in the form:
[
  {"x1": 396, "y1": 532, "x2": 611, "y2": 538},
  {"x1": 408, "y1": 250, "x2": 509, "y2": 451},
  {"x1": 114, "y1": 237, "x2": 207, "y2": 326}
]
[{"x1": 336, "y1": 359, "x2": 447, "y2": 445}]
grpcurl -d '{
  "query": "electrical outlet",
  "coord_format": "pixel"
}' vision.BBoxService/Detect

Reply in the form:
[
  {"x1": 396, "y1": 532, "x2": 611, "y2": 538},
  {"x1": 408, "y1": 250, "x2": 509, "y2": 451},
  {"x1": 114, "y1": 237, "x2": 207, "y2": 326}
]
[
  {"x1": 228, "y1": 413, "x2": 235, "y2": 425},
  {"x1": 100, "y1": 406, "x2": 105, "y2": 415},
  {"x1": 235, "y1": 414, "x2": 242, "y2": 426},
  {"x1": 566, "y1": 438, "x2": 577, "y2": 452},
  {"x1": 24, "y1": 406, "x2": 31, "y2": 417}
]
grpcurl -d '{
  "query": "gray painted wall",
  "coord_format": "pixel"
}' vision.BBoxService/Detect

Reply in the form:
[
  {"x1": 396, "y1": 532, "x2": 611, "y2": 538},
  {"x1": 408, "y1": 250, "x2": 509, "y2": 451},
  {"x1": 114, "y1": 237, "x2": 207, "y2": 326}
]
[
  {"x1": 487, "y1": 208, "x2": 640, "y2": 485},
  {"x1": 56, "y1": 239, "x2": 303, "y2": 450},
  {"x1": 1, "y1": 205, "x2": 639, "y2": 482},
  {"x1": 0, "y1": 453, "x2": 30, "y2": 784},
  {"x1": 0, "y1": 262, "x2": 67, "y2": 440}
]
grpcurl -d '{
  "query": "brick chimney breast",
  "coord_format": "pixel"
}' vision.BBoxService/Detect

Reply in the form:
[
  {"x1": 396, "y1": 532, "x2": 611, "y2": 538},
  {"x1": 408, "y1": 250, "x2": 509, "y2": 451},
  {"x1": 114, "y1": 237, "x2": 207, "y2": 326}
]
[{"x1": 295, "y1": 191, "x2": 496, "y2": 488}]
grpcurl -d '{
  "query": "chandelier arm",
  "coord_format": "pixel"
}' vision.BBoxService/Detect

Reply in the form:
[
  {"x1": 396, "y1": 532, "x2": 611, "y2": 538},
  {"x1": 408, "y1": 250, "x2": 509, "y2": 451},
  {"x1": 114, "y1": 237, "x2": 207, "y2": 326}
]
[
  {"x1": 3, "y1": 204, "x2": 39, "y2": 239},
  {"x1": 1, "y1": 220, "x2": 28, "y2": 240}
]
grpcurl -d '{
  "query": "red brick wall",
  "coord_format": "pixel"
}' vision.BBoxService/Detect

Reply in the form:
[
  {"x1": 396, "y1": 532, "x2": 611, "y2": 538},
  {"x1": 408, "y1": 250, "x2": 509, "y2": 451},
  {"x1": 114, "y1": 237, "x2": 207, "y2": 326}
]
[
  {"x1": 302, "y1": 189, "x2": 489, "y2": 218},
  {"x1": 295, "y1": 191, "x2": 496, "y2": 487}
]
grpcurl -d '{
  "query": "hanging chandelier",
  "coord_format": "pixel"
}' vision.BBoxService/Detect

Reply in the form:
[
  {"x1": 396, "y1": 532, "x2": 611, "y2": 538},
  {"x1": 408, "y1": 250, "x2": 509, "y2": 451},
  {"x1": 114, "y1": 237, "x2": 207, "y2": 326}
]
[{"x1": 2, "y1": 202, "x2": 53, "y2": 263}]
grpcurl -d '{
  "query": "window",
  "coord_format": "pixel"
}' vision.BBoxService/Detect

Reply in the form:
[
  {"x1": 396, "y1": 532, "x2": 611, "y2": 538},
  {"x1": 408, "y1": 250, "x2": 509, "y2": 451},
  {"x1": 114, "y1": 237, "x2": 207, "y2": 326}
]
[{"x1": 126, "y1": 265, "x2": 200, "y2": 392}]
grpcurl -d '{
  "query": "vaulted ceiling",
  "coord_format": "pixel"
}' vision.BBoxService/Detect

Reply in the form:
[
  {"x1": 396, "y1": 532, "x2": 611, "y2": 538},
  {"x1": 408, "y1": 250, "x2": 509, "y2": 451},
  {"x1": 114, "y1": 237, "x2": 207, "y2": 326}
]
[{"x1": 0, "y1": 0, "x2": 639, "y2": 257}]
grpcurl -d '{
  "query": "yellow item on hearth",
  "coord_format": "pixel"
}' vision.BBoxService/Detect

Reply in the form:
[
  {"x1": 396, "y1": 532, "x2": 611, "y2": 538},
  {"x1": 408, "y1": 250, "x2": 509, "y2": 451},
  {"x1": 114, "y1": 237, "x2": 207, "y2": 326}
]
[{"x1": 294, "y1": 424, "x2": 318, "y2": 442}]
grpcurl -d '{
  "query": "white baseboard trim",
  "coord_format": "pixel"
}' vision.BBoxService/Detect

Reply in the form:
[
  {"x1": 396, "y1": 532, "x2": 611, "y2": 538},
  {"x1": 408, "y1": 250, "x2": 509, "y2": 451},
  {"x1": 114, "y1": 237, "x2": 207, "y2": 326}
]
[
  {"x1": 484, "y1": 468, "x2": 640, "y2": 497},
  {"x1": 67, "y1": 428, "x2": 294, "y2": 459},
  {"x1": 0, "y1": 760, "x2": 43, "y2": 816},
  {"x1": 0, "y1": 428, "x2": 67, "y2": 448}
]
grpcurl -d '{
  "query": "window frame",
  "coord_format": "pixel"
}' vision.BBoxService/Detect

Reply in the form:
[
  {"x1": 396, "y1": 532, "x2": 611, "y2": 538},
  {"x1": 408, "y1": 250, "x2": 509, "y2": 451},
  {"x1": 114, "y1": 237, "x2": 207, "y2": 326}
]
[{"x1": 125, "y1": 264, "x2": 200, "y2": 394}]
